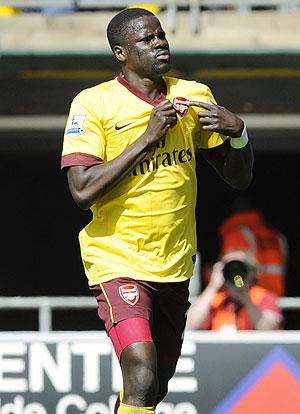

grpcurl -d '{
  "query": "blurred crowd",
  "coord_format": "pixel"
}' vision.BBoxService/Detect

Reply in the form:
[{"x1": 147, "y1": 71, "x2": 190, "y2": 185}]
[
  {"x1": 0, "y1": 3, "x2": 162, "y2": 16},
  {"x1": 188, "y1": 196, "x2": 288, "y2": 331},
  {"x1": 0, "y1": 2, "x2": 297, "y2": 17}
]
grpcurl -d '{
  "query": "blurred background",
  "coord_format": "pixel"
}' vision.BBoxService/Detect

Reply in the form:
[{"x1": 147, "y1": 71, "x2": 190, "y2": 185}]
[
  {"x1": 1, "y1": 3, "x2": 300, "y2": 413},
  {"x1": 1, "y1": 0, "x2": 300, "y2": 331}
]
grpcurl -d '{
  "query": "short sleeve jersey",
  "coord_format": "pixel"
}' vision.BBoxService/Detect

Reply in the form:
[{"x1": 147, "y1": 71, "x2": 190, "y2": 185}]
[{"x1": 61, "y1": 75, "x2": 228, "y2": 286}]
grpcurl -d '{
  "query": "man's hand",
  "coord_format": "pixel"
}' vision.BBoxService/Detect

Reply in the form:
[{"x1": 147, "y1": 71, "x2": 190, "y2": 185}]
[
  {"x1": 144, "y1": 99, "x2": 177, "y2": 146},
  {"x1": 189, "y1": 98, "x2": 244, "y2": 138},
  {"x1": 209, "y1": 261, "x2": 225, "y2": 292},
  {"x1": 226, "y1": 284, "x2": 251, "y2": 305},
  {"x1": 66, "y1": 102, "x2": 176, "y2": 209}
]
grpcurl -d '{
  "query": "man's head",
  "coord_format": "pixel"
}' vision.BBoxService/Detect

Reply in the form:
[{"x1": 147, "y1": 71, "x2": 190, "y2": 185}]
[
  {"x1": 107, "y1": 8, "x2": 154, "y2": 51},
  {"x1": 107, "y1": 8, "x2": 171, "y2": 76}
]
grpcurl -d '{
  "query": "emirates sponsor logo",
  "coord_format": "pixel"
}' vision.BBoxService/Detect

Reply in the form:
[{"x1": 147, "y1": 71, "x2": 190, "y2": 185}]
[
  {"x1": 173, "y1": 97, "x2": 190, "y2": 118},
  {"x1": 119, "y1": 284, "x2": 139, "y2": 306}
]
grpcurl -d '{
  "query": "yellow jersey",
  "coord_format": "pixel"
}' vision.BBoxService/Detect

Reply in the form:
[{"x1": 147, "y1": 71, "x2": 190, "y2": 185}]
[{"x1": 61, "y1": 74, "x2": 228, "y2": 285}]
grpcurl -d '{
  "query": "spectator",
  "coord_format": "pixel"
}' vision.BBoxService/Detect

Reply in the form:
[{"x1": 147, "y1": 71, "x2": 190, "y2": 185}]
[
  {"x1": 0, "y1": 6, "x2": 20, "y2": 16},
  {"x1": 129, "y1": 4, "x2": 161, "y2": 14},
  {"x1": 41, "y1": 1, "x2": 77, "y2": 15},
  {"x1": 219, "y1": 196, "x2": 288, "y2": 297},
  {"x1": 187, "y1": 250, "x2": 283, "y2": 331}
]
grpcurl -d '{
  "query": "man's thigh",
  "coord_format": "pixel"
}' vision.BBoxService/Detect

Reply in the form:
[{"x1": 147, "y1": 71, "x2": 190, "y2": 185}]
[
  {"x1": 91, "y1": 278, "x2": 190, "y2": 368},
  {"x1": 152, "y1": 280, "x2": 191, "y2": 377}
]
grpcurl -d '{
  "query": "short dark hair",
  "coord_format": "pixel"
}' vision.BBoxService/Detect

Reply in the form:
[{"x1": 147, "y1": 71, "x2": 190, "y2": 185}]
[{"x1": 107, "y1": 8, "x2": 154, "y2": 50}]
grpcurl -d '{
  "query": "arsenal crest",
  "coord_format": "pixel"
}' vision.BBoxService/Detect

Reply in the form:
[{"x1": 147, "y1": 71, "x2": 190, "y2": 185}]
[
  {"x1": 119, "y1": 284, "x2": 139, "y2": 306},
  {"x1": 173, "y1": 97, "x2": 190, "y2": 118}
]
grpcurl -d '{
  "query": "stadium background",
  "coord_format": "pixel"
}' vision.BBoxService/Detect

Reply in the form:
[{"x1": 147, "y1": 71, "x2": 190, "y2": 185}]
[
  {"x1": 1, "y1": 4, "x2": 300, "y2": 413},
  {"x1": 1, "y1": 3, "x2": 300, "y2": 331}
]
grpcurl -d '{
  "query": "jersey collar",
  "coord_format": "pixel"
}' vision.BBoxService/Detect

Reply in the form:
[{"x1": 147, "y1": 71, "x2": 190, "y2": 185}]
[{"x1": 117, "y1": 72, "x2": 166, "y2": 106}]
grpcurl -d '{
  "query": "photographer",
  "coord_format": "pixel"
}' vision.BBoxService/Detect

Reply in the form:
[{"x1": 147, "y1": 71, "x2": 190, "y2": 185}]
[{"x1": 187, "y1": 250, "x2": 283, "y2": 331}]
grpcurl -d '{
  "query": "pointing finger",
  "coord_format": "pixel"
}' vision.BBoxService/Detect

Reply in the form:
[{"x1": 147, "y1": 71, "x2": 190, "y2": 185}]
[
  {"x1": 198, "y1": 111, "x2": 215, "y2": 118},
  {"x1": 188, "y1": 100, "x2": 214, "y2": 110}
]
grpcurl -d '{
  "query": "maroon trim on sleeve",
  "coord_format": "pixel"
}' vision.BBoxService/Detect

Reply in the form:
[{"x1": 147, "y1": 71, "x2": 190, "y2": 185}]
[
  {"x1": 117, "y1": 72, "x2": 166, "y2": 106},
  {"x1": 61, "y1": 153, "x2": 104, "y2": 170}
]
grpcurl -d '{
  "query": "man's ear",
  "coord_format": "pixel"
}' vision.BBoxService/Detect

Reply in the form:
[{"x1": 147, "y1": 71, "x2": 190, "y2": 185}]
[{"x1": 113, "y1": 45, "x2": 127, "y2": 63}]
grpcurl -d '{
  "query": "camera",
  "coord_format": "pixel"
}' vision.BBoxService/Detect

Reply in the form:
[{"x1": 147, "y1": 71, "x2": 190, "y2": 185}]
[{"x1": 223, "y1": 260, "x2": 249, "y2": 288}]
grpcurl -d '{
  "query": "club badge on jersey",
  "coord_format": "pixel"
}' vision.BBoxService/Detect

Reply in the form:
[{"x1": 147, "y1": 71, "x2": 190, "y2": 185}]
[
  {"x1": 119, "y1": 284, "x2": 139, "y2": 306},
  {"x1": 173, "y1": 97, "x2": 190, "y2": 118}
]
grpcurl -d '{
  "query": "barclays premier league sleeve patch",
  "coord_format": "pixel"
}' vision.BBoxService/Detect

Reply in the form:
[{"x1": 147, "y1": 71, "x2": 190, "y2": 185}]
[
  {"x1": 173, "y1": 97, "x2": 190, "y2": 118},
  {"x1": 66, "y1": 114, "x2": 86, "y2": 137}
]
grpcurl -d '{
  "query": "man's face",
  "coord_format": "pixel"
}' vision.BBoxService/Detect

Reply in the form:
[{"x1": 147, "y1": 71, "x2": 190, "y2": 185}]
[{"x1": 120, "y1": 15, "x2": 171, "y2": 76}]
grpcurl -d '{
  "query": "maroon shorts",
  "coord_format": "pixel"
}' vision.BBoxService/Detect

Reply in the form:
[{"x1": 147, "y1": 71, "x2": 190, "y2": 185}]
[{"x1": 90, "y1": 278, "x2": 190, "y2": 364}]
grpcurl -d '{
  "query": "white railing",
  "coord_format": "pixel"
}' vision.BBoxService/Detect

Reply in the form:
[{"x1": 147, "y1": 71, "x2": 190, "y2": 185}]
[
  {"x1": 1, "y1": 1, "x2": 300, "y2": 34},
  {"x1": 1, "y1": 114, "x2": 300, "y2": 131},
  {"x1": 0, "y1": 296, "x2": 299, "y2": 332}
]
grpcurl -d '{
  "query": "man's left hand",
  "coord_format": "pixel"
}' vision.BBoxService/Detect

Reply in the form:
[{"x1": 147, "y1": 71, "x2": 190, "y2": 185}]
[{"x1": 189, "y1": 98, "x2": 244, "y2": 138}]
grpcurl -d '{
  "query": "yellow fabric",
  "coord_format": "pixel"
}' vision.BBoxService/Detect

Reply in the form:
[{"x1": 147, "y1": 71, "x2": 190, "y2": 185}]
[
  {"x1": 62, "y1": 76, "x2": 228, "y2": 286},
  {"x1": 117, "y1": 403, "x2": 155, "y2": 413},
  {"x1": 0, "y1": 6, "x2": 20, "y2": 16},
  {"x1": 129, "y1": 4, "x2": 161, "y2": 14}
]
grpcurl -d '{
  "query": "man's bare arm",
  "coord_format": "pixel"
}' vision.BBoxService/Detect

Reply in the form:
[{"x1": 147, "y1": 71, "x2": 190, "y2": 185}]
[
  {"x1": 200, "y1": 141, "x2": 254, "y2": 190},
  {"x1": 66, "y1": 100, "x2": 177, "y2": 210}
]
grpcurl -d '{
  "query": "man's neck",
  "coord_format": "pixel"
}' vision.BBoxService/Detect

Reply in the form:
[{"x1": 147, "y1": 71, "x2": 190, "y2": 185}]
[{"x1": 121, "y1": 70, "x2": 165, "y2": 100}]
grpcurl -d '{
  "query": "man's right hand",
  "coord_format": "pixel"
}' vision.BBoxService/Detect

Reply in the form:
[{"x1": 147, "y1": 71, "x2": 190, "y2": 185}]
[
  {"x1": 66, "y1": 102, "x2": 177, "y2": 209},
  {"x1": 209, "y1": 261, "x2": 225, "y2": 292},
  {"x1": 144, "y1": 99, "x2": 177, "y2": 146}
]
